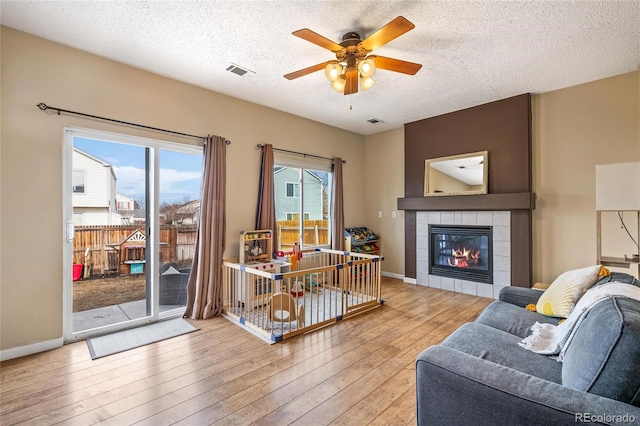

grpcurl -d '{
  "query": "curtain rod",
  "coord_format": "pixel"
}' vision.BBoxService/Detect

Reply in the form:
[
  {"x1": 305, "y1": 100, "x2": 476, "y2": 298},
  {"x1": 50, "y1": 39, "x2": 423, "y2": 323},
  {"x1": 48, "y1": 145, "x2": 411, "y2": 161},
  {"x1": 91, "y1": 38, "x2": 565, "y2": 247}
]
[
  {"x1": 256, "y1": 144, "x2": 346, "y2": 164},
  {"x1": 36, "y1": 103, "x2": 230, "y2": 145}
]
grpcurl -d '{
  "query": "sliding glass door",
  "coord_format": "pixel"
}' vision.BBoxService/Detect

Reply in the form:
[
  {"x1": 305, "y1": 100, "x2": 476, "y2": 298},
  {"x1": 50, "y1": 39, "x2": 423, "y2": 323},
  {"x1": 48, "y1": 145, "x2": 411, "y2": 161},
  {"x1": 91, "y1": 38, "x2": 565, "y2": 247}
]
[{"x1": 63, "y1": 127, "x2": 202, "y2": 341}]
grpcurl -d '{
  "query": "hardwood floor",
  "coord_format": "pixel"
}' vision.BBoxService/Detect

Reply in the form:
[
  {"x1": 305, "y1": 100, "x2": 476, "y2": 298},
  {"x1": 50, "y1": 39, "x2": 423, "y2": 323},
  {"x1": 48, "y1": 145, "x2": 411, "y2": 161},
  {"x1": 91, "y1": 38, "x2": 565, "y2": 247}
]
[{"x1": 0, "y1": 277, "x2": 492, "y2": 425}]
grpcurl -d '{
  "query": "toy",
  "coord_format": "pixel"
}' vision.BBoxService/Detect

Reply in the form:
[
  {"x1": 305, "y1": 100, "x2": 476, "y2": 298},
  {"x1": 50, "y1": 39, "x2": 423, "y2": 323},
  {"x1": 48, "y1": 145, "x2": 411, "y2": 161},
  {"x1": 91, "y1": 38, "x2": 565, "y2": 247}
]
[
  {"x1": 304, "y1": 273, "x2": 324, "y2": 293},
  {"x1": 290, "y1": 279, "x2": 305, "y2": 298}
]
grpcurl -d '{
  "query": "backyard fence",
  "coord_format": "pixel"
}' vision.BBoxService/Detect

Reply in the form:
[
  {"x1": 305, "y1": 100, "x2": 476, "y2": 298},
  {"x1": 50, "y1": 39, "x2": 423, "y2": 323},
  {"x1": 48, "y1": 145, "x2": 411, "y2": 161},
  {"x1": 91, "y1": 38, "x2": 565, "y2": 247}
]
[
  {"x1": 277, "y1": 219, "x2": 329, "y2": 250},
  {"x1": 74, "y1": 220, "x2": 329, "y2": 276},
  {"x1": 73, "y1": 225, "x2": 197, "y2": 275}
]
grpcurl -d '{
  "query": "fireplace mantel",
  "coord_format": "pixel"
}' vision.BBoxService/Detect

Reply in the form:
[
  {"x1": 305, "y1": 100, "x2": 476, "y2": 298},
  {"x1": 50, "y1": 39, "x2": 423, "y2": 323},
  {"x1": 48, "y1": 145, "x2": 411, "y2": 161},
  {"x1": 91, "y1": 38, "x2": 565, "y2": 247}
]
[{"x1": 397, "y1": 192, "x2": 535, "y2": 212}]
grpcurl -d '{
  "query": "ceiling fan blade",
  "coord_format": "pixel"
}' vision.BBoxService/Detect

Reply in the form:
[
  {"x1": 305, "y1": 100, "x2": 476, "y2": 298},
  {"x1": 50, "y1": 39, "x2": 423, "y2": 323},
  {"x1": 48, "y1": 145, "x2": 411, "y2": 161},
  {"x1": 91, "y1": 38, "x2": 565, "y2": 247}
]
[
  {"x1": 370, "y1": 55, "x2": 422, "y2": 75},
  {"x1": 292, "y1": 29, "x2": 344, "y2": 52},
  {"x1": 359, "y1": 16, "x2": 415, "y2": 52},
  {"x1": 284, "y1": 62, "x2": 331, "y2": 80},
  {"x1": 344, "y1": 69, "x2": 359, "y2": 95}
]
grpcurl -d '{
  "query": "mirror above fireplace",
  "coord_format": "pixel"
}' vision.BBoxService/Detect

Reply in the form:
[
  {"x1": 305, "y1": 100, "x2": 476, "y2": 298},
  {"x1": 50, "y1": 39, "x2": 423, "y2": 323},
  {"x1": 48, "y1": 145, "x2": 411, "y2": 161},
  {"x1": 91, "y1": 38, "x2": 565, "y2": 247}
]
[{"x1": 424, "y1": 151, "x2": 488, "y2": 197}]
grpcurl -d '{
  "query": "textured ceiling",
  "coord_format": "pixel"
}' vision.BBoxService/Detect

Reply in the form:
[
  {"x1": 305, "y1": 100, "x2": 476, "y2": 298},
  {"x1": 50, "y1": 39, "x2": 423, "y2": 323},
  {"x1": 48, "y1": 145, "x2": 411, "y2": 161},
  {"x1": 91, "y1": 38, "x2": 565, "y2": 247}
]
[{"x1": 2, "y1": 1, "x2": 639, "y2": 136}]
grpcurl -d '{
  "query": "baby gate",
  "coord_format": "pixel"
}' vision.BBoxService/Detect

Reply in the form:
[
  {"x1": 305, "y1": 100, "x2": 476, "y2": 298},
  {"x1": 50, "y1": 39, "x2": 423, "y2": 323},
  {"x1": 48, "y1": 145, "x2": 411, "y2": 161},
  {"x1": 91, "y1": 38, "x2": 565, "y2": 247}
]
[{"x1": 222, "y1": 248, "x2": 383, "y2": 342}]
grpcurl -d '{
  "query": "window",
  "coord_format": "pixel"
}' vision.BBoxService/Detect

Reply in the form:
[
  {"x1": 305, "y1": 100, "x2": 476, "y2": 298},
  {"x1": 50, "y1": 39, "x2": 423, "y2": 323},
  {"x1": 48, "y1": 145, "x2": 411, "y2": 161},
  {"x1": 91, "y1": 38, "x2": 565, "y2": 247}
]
[
  {"x1": 285, "y1": 182, "x2": 300, "y2": 198},
  {"x1": 286, "y1": 212, "x2": 311, "y2": 221},
  {"x1": 117, "y1": 201, "x2": 130, "y2": 210},
  {"x1": 274, "y1": 156, "x2": 332, "y2": 250},
  {"x1": 73, "y1": 169, "x2": 86, "y2": 193}
]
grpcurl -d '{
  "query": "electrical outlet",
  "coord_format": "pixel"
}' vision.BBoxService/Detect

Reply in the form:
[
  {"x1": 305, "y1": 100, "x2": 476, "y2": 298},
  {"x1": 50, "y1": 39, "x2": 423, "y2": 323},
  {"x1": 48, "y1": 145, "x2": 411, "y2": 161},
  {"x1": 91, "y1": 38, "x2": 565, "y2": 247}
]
[
  {"x1": 378, "y1": 211, "x2": 382, "y2": 218},
  {"x1": 392, "y1": 211, "x2": 397, "y2": 218}
]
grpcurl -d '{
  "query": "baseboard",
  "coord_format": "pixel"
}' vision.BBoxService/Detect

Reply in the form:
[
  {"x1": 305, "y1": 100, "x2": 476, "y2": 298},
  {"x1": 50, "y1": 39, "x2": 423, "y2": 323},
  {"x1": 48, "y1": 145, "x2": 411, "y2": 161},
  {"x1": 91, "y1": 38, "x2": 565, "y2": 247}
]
[
  {"x1": 381, "y1": 271, "x2": 405, "y2": 280},
  {"x1": 0, "y1": 337, "x2": 64, "y2": 361},
  {"x1": 403, "y1": 277, "x2": 417, "y2": 285}
]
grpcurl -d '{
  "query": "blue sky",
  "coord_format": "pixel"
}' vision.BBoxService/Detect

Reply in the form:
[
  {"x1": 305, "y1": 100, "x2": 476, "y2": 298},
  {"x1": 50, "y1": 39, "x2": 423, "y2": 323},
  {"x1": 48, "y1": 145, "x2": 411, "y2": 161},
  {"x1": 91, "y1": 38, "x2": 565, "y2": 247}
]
[{"x1": 74, "y1": 137, "x2": 202, "y2": 205}]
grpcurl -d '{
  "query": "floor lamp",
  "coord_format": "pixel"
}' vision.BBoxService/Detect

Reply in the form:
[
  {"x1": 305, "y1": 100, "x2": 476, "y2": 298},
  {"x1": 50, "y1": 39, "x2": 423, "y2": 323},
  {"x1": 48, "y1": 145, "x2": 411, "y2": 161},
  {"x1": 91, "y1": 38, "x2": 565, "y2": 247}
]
[{"x1": 595, "y1": 161, "x2": 640, "y2": 275}]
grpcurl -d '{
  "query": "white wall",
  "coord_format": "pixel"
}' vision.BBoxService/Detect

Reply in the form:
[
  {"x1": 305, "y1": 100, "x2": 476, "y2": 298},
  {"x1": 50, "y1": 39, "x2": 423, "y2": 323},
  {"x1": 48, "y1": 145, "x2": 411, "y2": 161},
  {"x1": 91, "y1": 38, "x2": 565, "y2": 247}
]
[
  {"x1": 363, "y1": 128, "x2": 405, "y2": 276},
  {"x1": 532, "y1": 71, "x2": 640, "y2": 282},
  {"x1": 1, "y1": 27, "x2": 365, "y2": 353}
]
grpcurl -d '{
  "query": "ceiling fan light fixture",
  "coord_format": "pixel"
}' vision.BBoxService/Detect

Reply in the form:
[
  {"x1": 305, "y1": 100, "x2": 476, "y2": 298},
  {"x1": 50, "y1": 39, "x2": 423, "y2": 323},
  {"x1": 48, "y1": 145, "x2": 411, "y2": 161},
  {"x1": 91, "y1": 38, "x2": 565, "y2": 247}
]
[
  {"x1": 331, "y1": 75, "x2": 346, "y2": 92},
  {"x1": 324, "y1": 62, "x2": 343, "y2": 82},
  {"x1": 360, "y1": 76, "x2": 375, "y2": 91},
  {"x1": 285, "y1": 17, "x2": 421, "y2": 97},
  {"x1": 357, "y1": 58, "x2": 376, "y2": 78}
]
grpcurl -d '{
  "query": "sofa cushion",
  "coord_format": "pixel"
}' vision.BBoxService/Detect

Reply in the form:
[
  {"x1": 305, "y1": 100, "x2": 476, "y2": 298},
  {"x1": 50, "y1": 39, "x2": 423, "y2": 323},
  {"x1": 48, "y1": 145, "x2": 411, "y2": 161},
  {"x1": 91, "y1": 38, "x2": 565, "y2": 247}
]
[
  {"x1": 498, "y1": 286, "x2": 544, "y2": 307},
  {"x1": 562, "y1": 297, "x2": 640, "y2": 407},
  {"x1": 536, "y1": 265, "x2": 601, "y2": 318},
  {"x1": 593, "y1": 272, "x2": 640, "y2": 288},
  {"x1": 476, "y1": 300, "x2": 561, "y2": 338},
  {"x1": 441, "y1": 322, "x2": 562, "y2": 384}
]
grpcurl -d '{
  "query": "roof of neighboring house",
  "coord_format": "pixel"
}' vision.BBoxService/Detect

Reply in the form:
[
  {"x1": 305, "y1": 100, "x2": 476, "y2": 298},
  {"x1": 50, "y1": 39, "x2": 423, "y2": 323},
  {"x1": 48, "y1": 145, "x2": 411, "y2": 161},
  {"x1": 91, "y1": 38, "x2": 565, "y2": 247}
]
[
  {"x1": 116, "y1": 192, "x2": 134, "y2": 202},
  {"x1": 274, "y1": 166, "x2": 323, "y2": 183},
  {"x1": 176, "y1": 200, "x2": 199, "y2": 214},
  {"x1": 73, "y1": 147, "x2": 117, "y2": 181}
]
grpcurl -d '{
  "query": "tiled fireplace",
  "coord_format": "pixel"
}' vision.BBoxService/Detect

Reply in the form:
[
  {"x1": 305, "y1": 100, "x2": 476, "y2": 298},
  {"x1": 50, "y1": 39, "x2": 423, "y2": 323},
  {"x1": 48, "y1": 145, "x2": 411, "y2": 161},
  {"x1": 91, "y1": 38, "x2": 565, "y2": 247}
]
[
  {"x1": 429, "y1": 224, "x2": 493, "y2": 284},
  {"x1": 399, "y1": 95, "x2": 534, "y2": 291},
  {"x1": 416, "y1": 211, "x2": 511, "y2": 299}
]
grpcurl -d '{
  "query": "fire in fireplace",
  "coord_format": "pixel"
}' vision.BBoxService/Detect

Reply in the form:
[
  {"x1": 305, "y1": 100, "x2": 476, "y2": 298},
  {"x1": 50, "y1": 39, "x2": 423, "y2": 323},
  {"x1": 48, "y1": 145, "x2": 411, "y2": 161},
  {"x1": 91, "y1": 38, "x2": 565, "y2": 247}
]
[{"x1": 429, "y1": 225, "x2": 493, "y2": 283}]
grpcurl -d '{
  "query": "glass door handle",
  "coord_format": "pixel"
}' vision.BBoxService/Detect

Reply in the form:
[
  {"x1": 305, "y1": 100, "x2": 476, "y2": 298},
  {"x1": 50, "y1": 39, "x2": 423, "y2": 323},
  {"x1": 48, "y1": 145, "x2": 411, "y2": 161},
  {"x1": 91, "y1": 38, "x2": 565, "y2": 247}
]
[{"x1": 67, "y1": 221, "x2": 75, "y2": 243}]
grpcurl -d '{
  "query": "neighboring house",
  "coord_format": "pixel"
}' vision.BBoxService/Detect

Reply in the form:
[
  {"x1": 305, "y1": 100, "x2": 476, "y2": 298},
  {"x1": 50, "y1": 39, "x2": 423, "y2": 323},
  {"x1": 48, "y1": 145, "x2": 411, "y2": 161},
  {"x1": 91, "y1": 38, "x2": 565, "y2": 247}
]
[
  {"x1": 72, "y1": 148, "x2": 122, "y2": 226},
  {"x1": 274, "y1": 167, "x2": 324, "y2": 221},
  {"x1": 175, "y1": 200, "x2": 199, "y2": 225},
  {"x1": 132, "y1": 208, "x2": 147, "y2": 224},
  {"x1": 158, "y1": 199, "x2": 199, "y2": 225},
  {"x1": 116, "y1": 193, "x2": 135, "y2": 224}
]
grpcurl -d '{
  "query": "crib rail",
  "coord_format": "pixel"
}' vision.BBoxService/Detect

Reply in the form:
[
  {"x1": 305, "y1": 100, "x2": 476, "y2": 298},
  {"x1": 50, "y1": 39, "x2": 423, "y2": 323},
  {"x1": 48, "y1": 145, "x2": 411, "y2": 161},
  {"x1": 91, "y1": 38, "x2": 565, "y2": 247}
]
[{"x1": 222, "y1": 248, "x2": 382, "y2": 342}]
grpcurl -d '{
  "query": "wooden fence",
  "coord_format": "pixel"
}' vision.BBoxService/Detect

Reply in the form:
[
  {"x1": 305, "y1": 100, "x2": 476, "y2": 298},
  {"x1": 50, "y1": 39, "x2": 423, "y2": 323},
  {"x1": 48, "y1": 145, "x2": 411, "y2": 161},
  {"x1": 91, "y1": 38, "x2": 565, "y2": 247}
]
[
  {"x1": 73, "y1": 225, "x2": 197, "y2": 275},
  {"x1": 276, "y1": 220, "x2": 329, "y2": 251},
  {"x1": 74, "y1": 221, "x2": 329, "y2": 275}
]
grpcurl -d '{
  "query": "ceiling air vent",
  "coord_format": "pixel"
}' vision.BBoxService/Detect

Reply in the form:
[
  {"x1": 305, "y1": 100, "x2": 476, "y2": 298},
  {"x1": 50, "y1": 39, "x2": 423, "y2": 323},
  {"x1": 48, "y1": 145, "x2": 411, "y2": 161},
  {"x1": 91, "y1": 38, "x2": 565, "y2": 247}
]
[
  {"x1": 367, "y1": 118, "x2": 384, "y2": 124},
  {"x1": 226, "y1": 63, "x2": 254, "y2": 77}
]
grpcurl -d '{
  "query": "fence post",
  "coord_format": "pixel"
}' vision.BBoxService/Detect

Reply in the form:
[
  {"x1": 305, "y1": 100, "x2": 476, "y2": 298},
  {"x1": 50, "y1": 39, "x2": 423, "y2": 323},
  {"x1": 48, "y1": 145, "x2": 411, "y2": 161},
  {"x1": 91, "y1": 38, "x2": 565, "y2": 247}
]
[
  {"x1": 100, "y1": 226, "x2": 106, "y2": 274},
  {"x1": 277, "y1": 225, "x2": 282, "y2": 251},
  {"x1": 314, "y1": 224, "x2": 319, "y2": 246},
  {"x1": 169, "y1": 226, "x2": 177, "y2": 263}
]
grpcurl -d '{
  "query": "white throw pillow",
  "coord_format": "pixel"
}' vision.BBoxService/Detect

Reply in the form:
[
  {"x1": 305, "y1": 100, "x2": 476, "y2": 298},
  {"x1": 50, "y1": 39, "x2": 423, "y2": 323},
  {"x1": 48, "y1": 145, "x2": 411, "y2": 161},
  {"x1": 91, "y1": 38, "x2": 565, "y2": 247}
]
[{"x1": 535, "y1": 265, "x2": 602, "y2": 318}]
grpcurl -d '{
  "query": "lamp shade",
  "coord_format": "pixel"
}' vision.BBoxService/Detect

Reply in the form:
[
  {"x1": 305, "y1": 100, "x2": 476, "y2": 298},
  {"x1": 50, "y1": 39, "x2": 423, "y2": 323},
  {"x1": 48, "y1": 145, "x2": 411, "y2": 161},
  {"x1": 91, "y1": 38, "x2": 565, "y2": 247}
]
[
  {"x1": 360, "y1": 76, "x2": 375, "y2": 91},
  {"x1": 357, "y1": 58, "x2": 376, "y2": 78},
  {"x1": 324, "y1": 62, "x2": 343, "y2": 82},
  {"x1": 331, "y1": 76, "x2": 346, "y2": 93},
  {"x1": 595, "y1": 162, "x2": 640, "y2": 211}
]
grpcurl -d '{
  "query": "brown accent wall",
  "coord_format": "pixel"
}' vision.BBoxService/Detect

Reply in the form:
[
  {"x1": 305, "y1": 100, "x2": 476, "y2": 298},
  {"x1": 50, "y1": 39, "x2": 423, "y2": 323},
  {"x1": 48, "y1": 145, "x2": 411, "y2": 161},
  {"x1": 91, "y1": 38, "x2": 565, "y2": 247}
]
[{"x1": 403, "y1": 94, "x2": 532, "y2": 286}]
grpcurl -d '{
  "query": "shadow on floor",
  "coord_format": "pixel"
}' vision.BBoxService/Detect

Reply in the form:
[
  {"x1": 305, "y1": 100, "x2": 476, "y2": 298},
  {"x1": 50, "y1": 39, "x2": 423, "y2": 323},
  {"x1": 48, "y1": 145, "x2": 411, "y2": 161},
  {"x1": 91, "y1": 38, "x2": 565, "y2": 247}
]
[{"x1": 73, "y1": 300, "x2": 185, "y2": 332}]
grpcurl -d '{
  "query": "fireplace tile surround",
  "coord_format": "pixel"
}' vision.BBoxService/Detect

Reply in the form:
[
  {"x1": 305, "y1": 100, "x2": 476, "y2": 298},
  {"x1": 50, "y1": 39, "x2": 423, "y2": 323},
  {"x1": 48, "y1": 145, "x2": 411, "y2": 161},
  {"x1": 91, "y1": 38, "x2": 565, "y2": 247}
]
[
  {"x1": 416, "y1": 211, "x2": 511, "y2": 299},
  {"x1": 401, "y1": 94, "x2": 533, "y2": 291}
]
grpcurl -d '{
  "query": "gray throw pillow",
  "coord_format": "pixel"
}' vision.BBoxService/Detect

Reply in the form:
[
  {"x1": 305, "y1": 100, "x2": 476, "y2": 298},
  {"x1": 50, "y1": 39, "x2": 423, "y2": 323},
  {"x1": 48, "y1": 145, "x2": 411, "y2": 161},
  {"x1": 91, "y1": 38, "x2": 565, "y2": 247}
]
[{"x1": 562, "y1": 297, "x2": 640, "y2": 407}]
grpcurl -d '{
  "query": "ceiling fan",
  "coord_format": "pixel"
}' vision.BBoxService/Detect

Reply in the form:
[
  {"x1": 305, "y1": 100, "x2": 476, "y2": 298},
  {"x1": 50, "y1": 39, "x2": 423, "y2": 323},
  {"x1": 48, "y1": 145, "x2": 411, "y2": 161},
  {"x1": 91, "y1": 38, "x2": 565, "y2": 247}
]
[{"x1": 284, "y1": 16, "x2": 422, "y2": 95}]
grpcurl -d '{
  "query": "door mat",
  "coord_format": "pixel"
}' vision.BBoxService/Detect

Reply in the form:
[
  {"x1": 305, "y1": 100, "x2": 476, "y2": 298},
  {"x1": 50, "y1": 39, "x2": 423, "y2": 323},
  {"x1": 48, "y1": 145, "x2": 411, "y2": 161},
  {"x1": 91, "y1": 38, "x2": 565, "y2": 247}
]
[{"x1": 86, "y1": 318, "x2": 197, "y2": 359}]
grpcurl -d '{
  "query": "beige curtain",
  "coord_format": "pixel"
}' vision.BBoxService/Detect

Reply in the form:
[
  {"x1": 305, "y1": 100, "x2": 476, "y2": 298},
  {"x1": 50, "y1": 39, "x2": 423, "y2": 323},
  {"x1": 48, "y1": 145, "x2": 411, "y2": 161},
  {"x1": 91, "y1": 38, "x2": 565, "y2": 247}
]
[
  {"x1": 184, "y1": 135, "x2": 227, "y2": 319},
  {"x1": 331, "y1": 158, "x2": 345, "y2": 251},
  {"x1": 255, "y1": 144, "x2": 277, "y2": 255}
]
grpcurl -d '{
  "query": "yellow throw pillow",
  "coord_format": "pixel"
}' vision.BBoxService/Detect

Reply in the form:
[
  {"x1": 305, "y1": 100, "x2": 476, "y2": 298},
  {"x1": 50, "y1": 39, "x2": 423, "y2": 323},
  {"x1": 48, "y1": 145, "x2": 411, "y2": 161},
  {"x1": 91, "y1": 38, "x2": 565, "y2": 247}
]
[{"x1": 535, "y1": 265, "x2": 602, "y2": 318}]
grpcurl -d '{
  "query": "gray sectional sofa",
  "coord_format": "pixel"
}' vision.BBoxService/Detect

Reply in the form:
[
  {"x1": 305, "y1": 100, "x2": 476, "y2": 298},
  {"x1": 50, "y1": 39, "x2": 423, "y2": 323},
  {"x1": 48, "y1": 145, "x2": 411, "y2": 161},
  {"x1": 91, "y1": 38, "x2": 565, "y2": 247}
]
[{"x1": 416, "y1": 273, "x2": 640, "y2": 425}]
